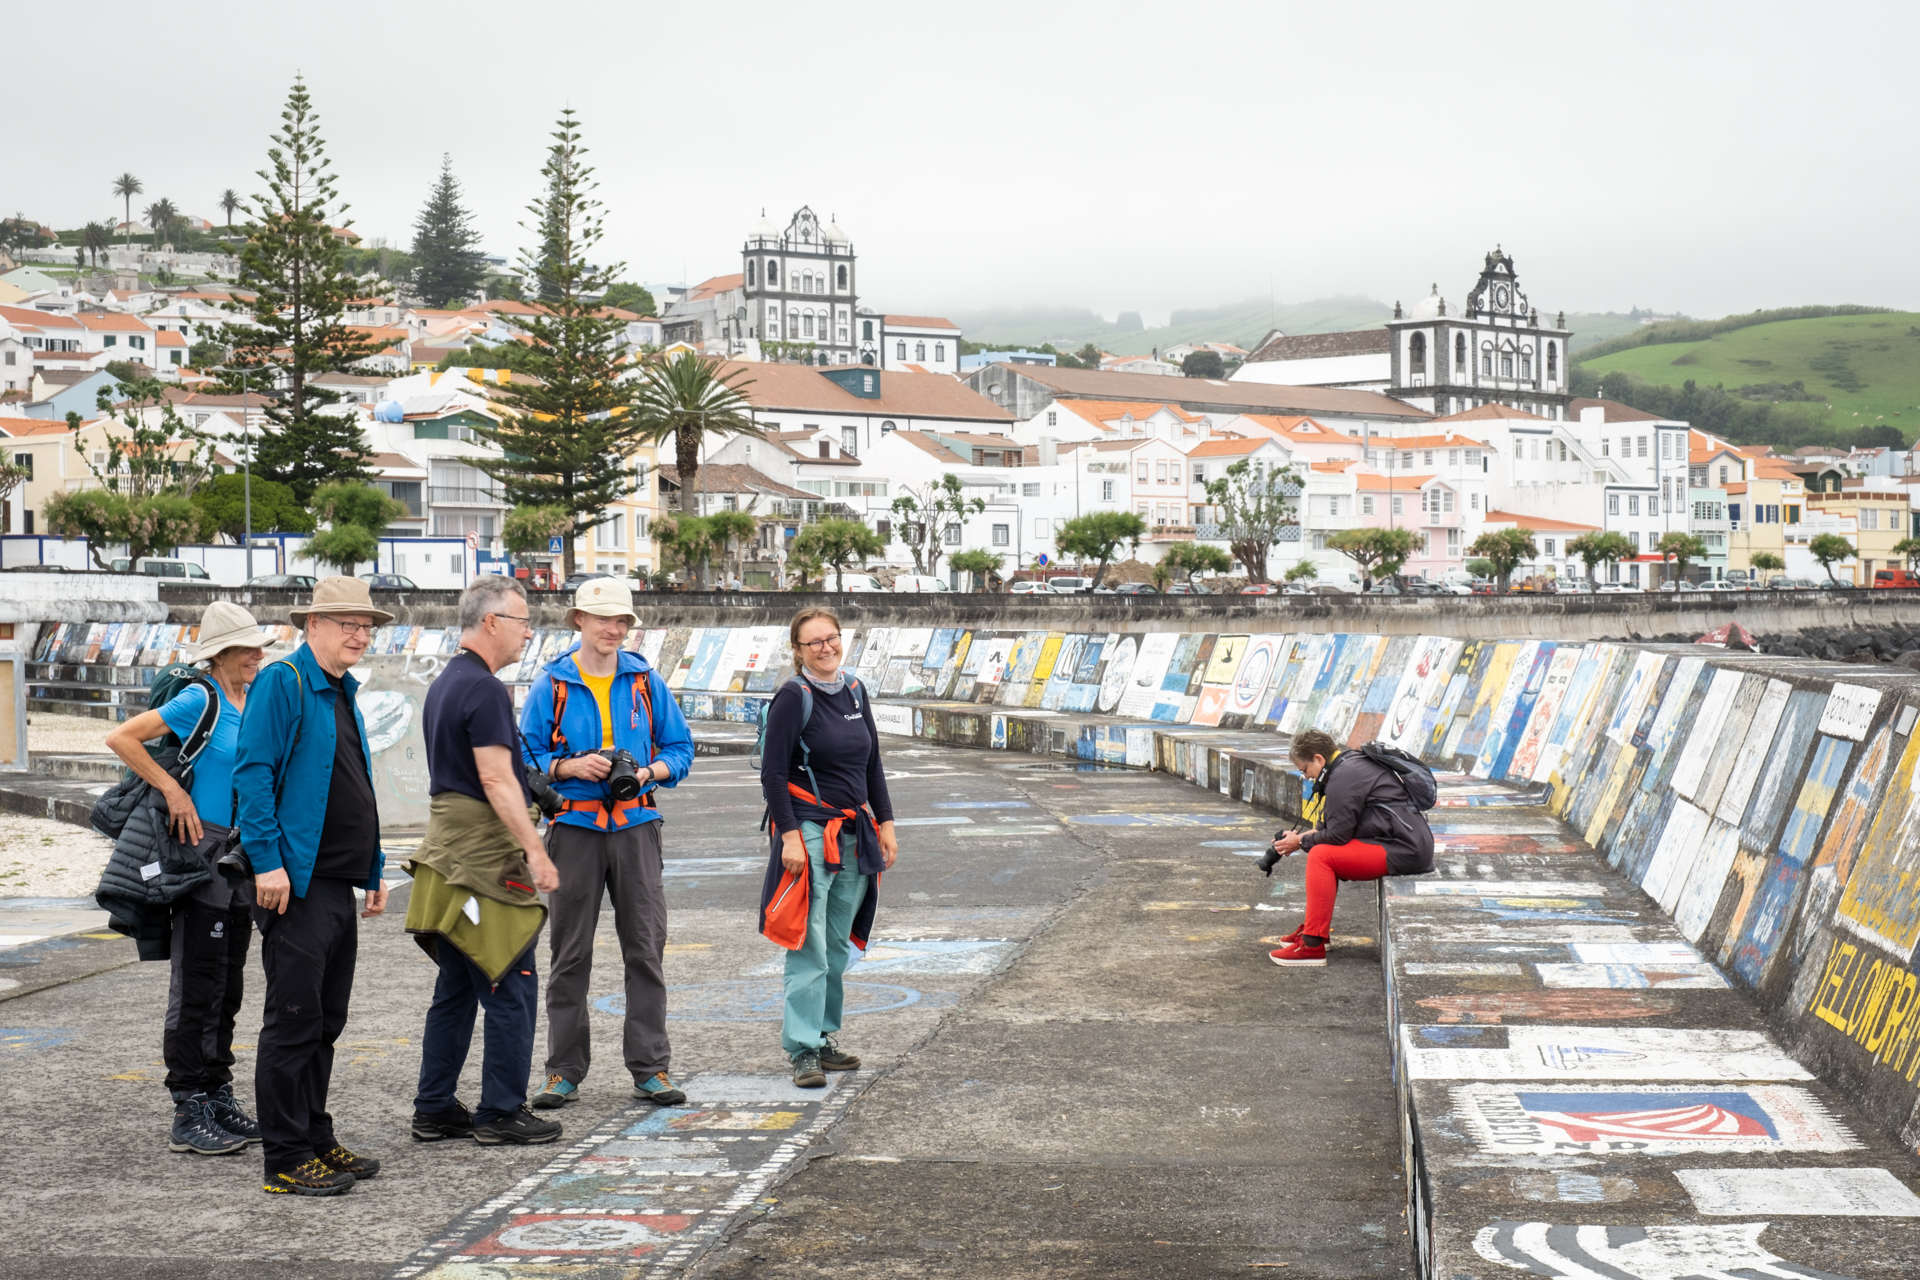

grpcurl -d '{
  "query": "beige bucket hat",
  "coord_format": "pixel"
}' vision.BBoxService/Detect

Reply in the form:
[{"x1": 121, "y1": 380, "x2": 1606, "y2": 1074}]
[
  {"x1": 290, "y1": 575, "x2": 397, "y2": 629},
  {"x1": 192, "y1": 600, "x2": 275, "y2": 663},
  {"x1": 569, "y1": 576, "x2": 636, "y2": 624}
]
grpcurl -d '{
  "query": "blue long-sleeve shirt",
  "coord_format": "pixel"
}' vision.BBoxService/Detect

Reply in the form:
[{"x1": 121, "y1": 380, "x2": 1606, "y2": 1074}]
[
  {"x1": 232, "y1": 643, "x2": 386, "y2": 898},
  {"x1": 518, "y1": 645, "x2": 693, "y2": 831},
  {"x1": 759, "y1": 676, "x2": 894, "y2": 836}
]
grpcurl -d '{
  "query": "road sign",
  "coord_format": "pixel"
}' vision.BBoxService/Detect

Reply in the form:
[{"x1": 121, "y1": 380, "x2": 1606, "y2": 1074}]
[
  {"x1": 1037, "y1": 553, "x2": 1049, "y2": 566},
  {"x1": 548, "y1": 536, "x2": 565, "y2": 554},
  {"x1": 466, "y1": 532, "x2": 478, "y2": 550}
]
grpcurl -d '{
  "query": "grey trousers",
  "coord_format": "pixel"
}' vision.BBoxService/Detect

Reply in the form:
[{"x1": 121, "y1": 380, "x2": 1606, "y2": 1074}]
[{"x1": 544, "y1": 818, "x2": 669, "y2": 1085}]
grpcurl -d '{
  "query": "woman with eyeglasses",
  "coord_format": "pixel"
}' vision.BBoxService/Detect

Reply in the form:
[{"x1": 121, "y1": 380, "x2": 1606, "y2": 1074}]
[{"x1": 757, "y1": 607, "x2": 899, "y2": 1088}]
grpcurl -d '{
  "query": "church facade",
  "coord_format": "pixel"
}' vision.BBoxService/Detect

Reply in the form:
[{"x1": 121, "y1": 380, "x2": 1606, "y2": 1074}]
[
  {"x1": 741, "y1": 206, "x2": 859, "y2": 364},
  {"x1": 1235, "y1": 249, "x2": 1576, "y2": 420}
]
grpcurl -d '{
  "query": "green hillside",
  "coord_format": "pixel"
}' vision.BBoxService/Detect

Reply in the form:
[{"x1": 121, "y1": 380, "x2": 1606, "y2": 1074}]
[
  {"x1": 1577, "y1": 311, "x2": 1920, "y2": 431},
  {"x1": 950, "y1": 295, "x2": 1392, "y2": 357}
]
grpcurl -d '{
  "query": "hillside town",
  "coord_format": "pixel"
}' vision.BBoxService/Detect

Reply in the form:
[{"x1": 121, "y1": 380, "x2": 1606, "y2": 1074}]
[{"x1": 2, "y1": 208, "x2": 1913, "y2": 592}]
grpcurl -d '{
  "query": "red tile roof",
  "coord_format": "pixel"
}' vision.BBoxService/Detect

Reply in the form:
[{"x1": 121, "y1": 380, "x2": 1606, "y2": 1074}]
[
  {"x1": 730, "y1": 362, "x2": 1011, "y2": 422},
  {"x1": 1431, "y1": 403, "x2": 1549, "y2": 424},
  {"x1": 884, "y1": 315, "x2": 960, "y2": 330},
  {"x1": 1485, "y1": 509, "x2": 1603, "y2": 532}
]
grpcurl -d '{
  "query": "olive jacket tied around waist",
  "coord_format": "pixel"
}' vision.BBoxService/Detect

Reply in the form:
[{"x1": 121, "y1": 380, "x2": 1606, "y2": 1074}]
[{"x1": 403, "y1": 791, "x2": 546, "y2": 983}]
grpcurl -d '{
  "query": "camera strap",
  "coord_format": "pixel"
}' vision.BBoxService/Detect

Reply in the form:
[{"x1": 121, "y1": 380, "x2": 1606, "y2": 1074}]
[{"x1": 548, "y1": 663, "x2": 660, "y2": 827}]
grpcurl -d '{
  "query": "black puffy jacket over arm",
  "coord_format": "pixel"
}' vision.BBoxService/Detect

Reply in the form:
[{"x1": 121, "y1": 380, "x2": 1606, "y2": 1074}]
[{"x1": 1299, "y1": 752, "x2": 1435, "y2": 876}]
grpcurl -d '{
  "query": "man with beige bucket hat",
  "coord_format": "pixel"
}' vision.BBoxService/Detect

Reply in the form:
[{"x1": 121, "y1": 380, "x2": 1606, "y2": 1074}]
[
  {"x1": 233, "y1": 576, "x2": 392, "y2": 1197},
  {"x1": 520, "y1": 576, "x2": 694, "y2": 1110}
]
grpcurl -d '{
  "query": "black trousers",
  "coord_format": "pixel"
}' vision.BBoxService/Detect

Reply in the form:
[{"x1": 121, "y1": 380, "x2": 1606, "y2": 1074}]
[
  {"x1": 252, "y1": 878, "x2": 357, "y2": 1175},
  {"x1": 163, "y1": 898, "x2": 251, "y2": 1097}
]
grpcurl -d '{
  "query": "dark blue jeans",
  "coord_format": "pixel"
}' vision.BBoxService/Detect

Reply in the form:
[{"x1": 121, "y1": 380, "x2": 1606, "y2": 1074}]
[{"x1": 414, "y1": 941, "x2": 538, "y2": 1124}]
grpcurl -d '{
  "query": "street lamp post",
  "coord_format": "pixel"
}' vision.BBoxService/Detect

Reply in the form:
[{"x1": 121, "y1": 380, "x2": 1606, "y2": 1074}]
[{"x1": 241, "y1": 371, "x2": 251, "y2": 579}]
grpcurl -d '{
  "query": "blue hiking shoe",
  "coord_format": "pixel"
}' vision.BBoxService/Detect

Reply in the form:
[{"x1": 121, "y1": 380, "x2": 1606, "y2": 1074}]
[
  {"x1": 634, "y1": 1071, "x2": 686, "y2": 1106},
  {"x1": 168, "y1": 1093, "x2": 248, "y2": 1156},
  {"x1": 206, "y1": 1084, "x2": 261, "y2": 1145},
  {"x1": 531, "y1": 1074, "x2": 577, "y2": 1110}
]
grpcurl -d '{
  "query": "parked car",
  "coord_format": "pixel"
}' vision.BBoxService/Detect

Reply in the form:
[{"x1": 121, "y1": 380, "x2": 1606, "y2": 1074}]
[
  {"x1": 1596, "y1": 583, "x2": 1638, "y2": 594},
  {"x1": 1008, "y1": 580, "x2": 1051, "y2": 595},
  {"x1": 1165, "y1": 582, "x2": 1213, "y2": 595},
  {"x1": 246, "y1": 574, "x2": 318, "y2": 589},
  {"x1": 1696, "y1": 579, "x2": 1739, "y2": 593},
  {"x1": 560, "y1": 571, "x2": 613, "y2": 591},
  {"x1": 360, "y1": 573, "x2": 418, "y2": 590},
  {"x1": 1366, "y1": 582, "x2": 1402, "y2": 595},
  {"x1": 1654, "y1": 580, "x2": 1699, "y2": 592},
  {"x1": 1555, "y1": 578, "x2": 1595, "y2": 594},
  {"x1": 891, "y1": 574, "x2": 950, "y2": 593},
  {"x1": 1112, "y1": 582, "x2": 1159, "y2": 594},
  {"x1": 1873, "y1": 568, "x2": 1920, "y2": 587},
  {"x1": 1279, "y1": 582, "x2": 1315, "y2": 596},
  {"x1": 129, "y1": 557, "x2": 213, "y2": 580},
  {"x1": 1239, "y1": 583, "x2": 1279, "y2": 595},
  {"x1": 1047, "y1": 576, "x2": 1092, "y2": 594},
  {"x1": 835, "y1": 573, "x2": 887, "y2": 592}
]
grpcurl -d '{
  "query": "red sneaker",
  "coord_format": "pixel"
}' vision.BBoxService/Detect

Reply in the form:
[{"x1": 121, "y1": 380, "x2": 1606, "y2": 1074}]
[{"x1": 1269, "y1": 939, "x2": 1327, "y2": 967}]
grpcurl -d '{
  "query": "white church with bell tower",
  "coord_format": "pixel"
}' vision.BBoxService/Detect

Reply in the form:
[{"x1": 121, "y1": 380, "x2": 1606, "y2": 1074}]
[
  {"x1": 1236, "y1": 248, "x2": 1576, "y2": 420},
  {"x1": 741, "y1": 206, "x2": 859, "y2": 365}
]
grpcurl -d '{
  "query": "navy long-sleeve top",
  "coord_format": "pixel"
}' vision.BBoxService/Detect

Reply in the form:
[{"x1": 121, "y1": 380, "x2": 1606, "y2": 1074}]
[{"x1": 760, "y1": 676, "x2": 895, "y2": 836}]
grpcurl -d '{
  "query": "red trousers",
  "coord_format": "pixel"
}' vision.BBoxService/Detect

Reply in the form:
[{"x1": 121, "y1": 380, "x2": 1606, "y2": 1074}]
[{"x1": 1301, "y1": 840, "x2": 1389, "y2": 938}]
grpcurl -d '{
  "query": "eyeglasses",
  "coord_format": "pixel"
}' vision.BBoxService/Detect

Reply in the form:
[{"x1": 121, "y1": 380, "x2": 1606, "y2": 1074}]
[
  {"x1": 492, "y1": 613, "x2": 531, "y2": 628},
  {"x1": 797, "y1": 634, "x2": 842, "y2": 651},
  {"x1": 319, "y1": 618, "x2": 377, "y2": 637}
]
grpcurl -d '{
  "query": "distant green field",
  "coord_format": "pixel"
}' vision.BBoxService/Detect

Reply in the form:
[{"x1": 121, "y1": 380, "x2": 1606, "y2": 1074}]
[
  {"x1": 1576, "y1": 312, "x2": 1920, "y2": 428},
  {"x1": 955, "y1": 295, "x2": 1392, "y2": 357}
]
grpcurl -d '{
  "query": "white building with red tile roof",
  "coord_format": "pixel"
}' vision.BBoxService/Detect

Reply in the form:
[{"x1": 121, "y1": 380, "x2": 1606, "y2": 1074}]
[{"x1": 878, "y1": 315, "x2": 961, "y2": 376}]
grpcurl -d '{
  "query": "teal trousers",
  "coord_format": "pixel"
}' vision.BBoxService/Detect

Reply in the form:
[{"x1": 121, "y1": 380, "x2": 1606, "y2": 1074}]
[{"x1": 780, "y1": 821, "x2": 870, "y2": 1059}]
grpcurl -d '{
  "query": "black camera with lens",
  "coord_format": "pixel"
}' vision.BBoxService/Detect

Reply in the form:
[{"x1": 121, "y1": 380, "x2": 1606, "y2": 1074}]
[
  {"x1": 600, "y1": 748, "x2": 644, "y2": 801},
  {"x1": 526, "y1": 768, "x2": 565, "y2": 820}
]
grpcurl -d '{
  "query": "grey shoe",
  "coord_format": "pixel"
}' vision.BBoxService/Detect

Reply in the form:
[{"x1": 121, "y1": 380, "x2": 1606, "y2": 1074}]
[
  {"x1": 818, "y1": 1035, "x2": 860, "y2": 1072},
  {"x1": 791, "y1": 1049, "x2": 826, "y2": 1088}
]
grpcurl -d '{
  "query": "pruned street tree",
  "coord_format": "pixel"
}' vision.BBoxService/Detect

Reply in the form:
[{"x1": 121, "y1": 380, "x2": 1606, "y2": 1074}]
[
  {"x1": 305, "y1": 481, "x2": 407, "y2": 575},
  {"x1": 215, "y1": 76, "x2": 386, "y2": 502},
  {"x1": 890, "y1": 472, "x2": 984, "y2": 577},
  {"x1": 791, "y1": 518, "x2": 885, "y2": 591},
  {"x1": 1809, "y1": 532, "x2": 1855, "y2": 584},
  {"x1": 1655, "y1": 531, "x2": 1709, "y2": 584},
  {"x1": 42, "y1": 379, "x2": 217, "y2": 569},
  {"x1": 191, "y1": 473, "x2": 313, "y2": 542},
  {"x1": 503, "y1": 504, "x2": 574, "y2": 571},
  {"x1": 1748, "y1": 550, "x2": 1786, "y2": 584},
  {"x1": 1466, "y1": 528, "x2": 1538, "y2": 591},
  {"x1": 1330, "y1": 526, "x2": 1425, "y2": 589},
  {"x1": 1284, "y1": 559, "x2": 1319, "y2": 583},
  {"x1": 1891, "y1": 539, "x2": 1920, "y2": 571},
  {"x1": 1055, "y1": 510, "x2": 1148, "y2": 589},
  {"x1": 1565, "y1": 531, "x2": 1635, "y2": 584},
  {"x1": 704, "y1": 509, "x2": 760, "y2": 586},
  {"x1": 949, "y1": 549, "x2": 1004, "y2": 592},
  {"x1": 1204, "y1": 458, "x2": 1303, "y2": 583},
  {"x1": 1160, "y1": 541, "x2": 1232, "y2": 588},
  {"x1": 478, "y1": 109, "x2": 646, "y2": 578}
]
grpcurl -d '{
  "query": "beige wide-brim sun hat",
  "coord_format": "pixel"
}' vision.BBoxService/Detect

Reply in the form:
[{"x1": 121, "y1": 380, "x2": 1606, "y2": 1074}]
[
  {"x1": 289, "y1": 575, "x2": 397, "y2": 629},
  {"x1": 568, "y1": 576, "x2": 637, "y2": 625},
  {"x1": 193, "y1": 599, "x2": 275, "y2": 664}
]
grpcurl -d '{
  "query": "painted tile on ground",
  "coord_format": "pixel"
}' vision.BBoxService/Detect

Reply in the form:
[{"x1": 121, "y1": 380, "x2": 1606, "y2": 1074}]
[
  {"x1": 1675, "y1": 1166, "x2": 1920, "y2": 1216},
  {"x1": 1535, "y1": 963, "x2": 1729, "y2": 989},
  {"x1": 1474, "y1": 1220, "x2": 1862, "y2": 1280},
  {"x1": 1402, "y1": 1026, "x2": 1813, "y2": 1080},
  {"x1": 1453, "y1": 1083, "x2": 1858, "y2": 1155}
]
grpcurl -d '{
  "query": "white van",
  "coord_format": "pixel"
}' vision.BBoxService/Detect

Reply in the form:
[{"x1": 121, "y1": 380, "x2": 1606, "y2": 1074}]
[
  {"x1": 891, "y1": 574, "x2": 950, "y2": 593},
  {"x1": 836, "y1": 573, "x2": 886, "y2": 592},
  {"x1": 1312, "y1": 570, "x2": 1365, "y2": 594}
]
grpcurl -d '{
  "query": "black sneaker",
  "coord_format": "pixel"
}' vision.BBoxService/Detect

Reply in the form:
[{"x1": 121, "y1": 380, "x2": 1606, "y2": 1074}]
[
  {"x1": 819, "y1": 1035, "x2": 861, "y2": 1072},
  {"x1": 263, "y1": 1157, "x2": 355, "y2": 1196},
  {"x1": 206, "y1": 1085, "x2": 261, "y2": 1145},
  {"x1": 317, "y1": 1145, "x2": 380, "y2": 1180},
  {"x1": 169, "y1": 1093, "x2": 248, "y2": 1156},
  {"x1": 412, "y1": 1101, "x2": 476, "y2": 1142},
  {"x1": 791, "y1": 1049, "x2": 826, "y2": 1089},
  {"x1": 473, "y1": 1105, "x2": 563, "y2": 1146},
  {"x1": 633, "y1": 1071, "x2": 686, "y2": 1106}
]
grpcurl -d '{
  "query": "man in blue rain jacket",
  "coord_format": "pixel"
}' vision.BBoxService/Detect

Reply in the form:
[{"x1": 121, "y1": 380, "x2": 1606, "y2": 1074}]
[{"x1": 520, "y1": 577, "x2": 694, "y2": 1111}]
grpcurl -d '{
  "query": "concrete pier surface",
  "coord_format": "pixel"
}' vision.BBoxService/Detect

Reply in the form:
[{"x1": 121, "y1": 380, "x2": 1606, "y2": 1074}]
[{"x1": 0, "y1": 746, "x2": 1405, "y2": 1279}]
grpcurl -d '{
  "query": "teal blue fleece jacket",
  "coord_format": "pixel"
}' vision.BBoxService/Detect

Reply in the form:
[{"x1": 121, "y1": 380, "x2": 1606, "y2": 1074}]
[
  {"x1": 233, "y1": 644, "x2": 386, "y2": 898},
  {"x1": 518, "y1": 644, "x2": 693, "y2": 832}
]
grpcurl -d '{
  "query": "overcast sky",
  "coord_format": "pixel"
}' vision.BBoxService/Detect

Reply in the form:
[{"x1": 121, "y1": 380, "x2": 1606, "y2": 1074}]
[{"x1": 22, "y1": 1, "x2": 1917, "y2": 325}]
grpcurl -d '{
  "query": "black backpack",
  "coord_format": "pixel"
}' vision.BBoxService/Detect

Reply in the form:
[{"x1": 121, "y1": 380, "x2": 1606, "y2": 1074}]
[
  {"x1": 1358, "y1": 741, "x2": 1438, "y2": 811},
  {"x1": 90, "y1": 667, "x2": 220, "y2": 839}
]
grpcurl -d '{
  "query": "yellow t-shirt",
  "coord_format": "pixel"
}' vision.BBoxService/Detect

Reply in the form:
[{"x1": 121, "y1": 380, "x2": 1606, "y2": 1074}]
[{"x1": 580, "y1": 671, "x2": 616, "y2": 748}]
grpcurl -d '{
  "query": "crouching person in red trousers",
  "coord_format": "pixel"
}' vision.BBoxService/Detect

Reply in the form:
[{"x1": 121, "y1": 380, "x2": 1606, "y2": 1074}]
[{"x1": 1259, "y1": 729, "x2": 1434, "y2": 966}]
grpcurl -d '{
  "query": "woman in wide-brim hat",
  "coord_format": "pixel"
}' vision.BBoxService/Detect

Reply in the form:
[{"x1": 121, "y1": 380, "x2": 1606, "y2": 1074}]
[{"x1": 104, "y1": 598, "x2": 278, "y2": 1157}]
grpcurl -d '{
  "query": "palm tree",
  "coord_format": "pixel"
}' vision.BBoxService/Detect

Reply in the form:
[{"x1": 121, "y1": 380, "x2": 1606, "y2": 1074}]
[
  {"x1": 633, "y1": 352, "x2": 761, "y2": 519},
  {"x1": 144, "y1": 198, "x2": 178, "y2": 248},
  {"x1": 633, "y1": 352, "x2": 761, "y2": 587},
  {"x1": 111, "y1": 172, "x2": 142, "y2": 246},
  {"x1": 218, "y1": 188, "x2": 240, "y2": 233},
  {"x1": 81, "y1": 221, "x2": 110, "y2": 267}
]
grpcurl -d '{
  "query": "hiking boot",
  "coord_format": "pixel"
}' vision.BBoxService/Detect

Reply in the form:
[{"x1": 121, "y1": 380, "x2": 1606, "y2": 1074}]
[
  {"x1": 634, "y1": 1071, "x2": 686, "y2": 1106},
  {"x1": 473, "y1": 1105, "x2": 563, "y2": 1146},
  {"x1": 791, "y1": 1049, "x2": 826, "y2": 1089},
  {"x1": 263, "y1": 1157, "x2": 354, "y2": 1197},
  {"x1": 1269, "y1": 938, "x2": 1328, "y2": 967},
  {"x1": 531, "y1": 1073, "x2": 577, "y2": 1110},
  {"x1": 818, "y1": 1035, "x2": 860, "y2": 1072},
  {"x1": 206, "y1": 1085, "x2": 260, "y2": 1145},
  {"x1": 413, "y1": 1100, "x2": 475, "y2": 1142},
  {"x1": 168, "y1": 1093, "x2": 248, "y2": 1156},
  {"x1": 318, "y1": 1145, "x2": 380, "y2": 1180}
]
